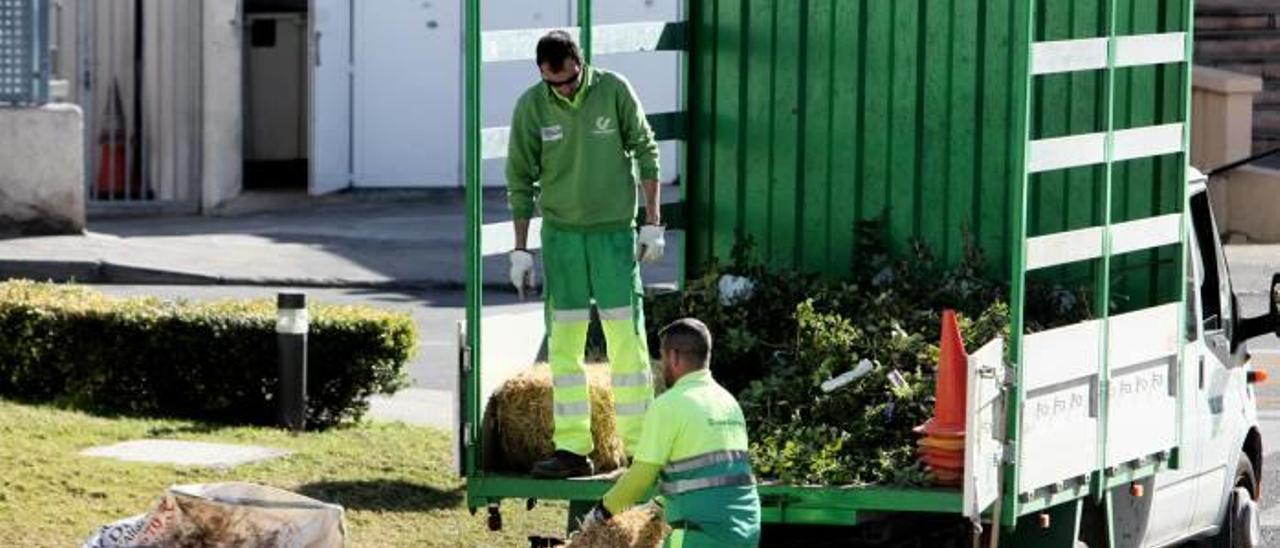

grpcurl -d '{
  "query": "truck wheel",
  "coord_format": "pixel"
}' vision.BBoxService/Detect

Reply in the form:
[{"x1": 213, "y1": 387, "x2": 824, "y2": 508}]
[
  {"x1": 1210, "y1": 452, "x2": 1260, "y2": 548},
  {"x1": 488, "y1": 505, "x2": 503, "y2": 531}
]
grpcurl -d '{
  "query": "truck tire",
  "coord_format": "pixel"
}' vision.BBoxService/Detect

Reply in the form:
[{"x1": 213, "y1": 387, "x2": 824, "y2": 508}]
[{"x1": 1209, "y1": 452, "x2": 1260, "y2": 548}]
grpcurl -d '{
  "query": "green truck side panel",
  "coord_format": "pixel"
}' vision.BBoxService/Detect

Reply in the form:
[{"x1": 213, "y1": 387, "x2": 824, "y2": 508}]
[
  {"x1": 685, "y1": 0, "x2": 1188, "y2": 301},
  {"x1": 1003, "y1": 500, "x2": 1084, "y2": 548}
]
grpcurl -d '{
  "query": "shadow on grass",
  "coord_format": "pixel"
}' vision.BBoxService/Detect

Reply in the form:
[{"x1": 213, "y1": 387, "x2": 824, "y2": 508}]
[
  {"x1": 145, "y1": 423, "x2": 233, "y2": 437},
  {"x1": 0, "y1": 396, "x2": 242, "y2": 435},
  {"x1": 297, "y1": 480, "x2": 463, "y2": 512}
]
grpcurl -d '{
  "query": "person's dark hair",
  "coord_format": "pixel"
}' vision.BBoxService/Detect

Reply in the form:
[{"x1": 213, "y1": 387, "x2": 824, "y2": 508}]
[
  {"x1": 536, "y1": 30, "x2": 582, "y2": 71},
  {"x1": 659, "y1": 318, "x2": 712, "y2": 369}
]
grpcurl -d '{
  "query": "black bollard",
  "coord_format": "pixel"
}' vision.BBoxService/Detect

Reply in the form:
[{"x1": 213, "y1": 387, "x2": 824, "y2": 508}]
[{"x1": 277, "y1": 292, "x2": 308, "y2": 431}]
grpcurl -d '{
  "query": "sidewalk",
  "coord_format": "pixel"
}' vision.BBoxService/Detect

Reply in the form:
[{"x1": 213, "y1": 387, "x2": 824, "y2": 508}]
[{"x1": 0, "y1": 189, "x2": 681, "y2": 289}]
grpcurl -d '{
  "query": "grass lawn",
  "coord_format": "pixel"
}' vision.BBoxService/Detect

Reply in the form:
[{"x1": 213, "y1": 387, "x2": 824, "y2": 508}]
[{"x1": 0, "y1": 399, "x2": 565, "y2": 547}]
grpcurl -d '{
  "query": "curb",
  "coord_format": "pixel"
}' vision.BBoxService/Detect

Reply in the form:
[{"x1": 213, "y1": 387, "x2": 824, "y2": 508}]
[{"x1": 0, "y1": 259, "x2": 517, "y2": 292}]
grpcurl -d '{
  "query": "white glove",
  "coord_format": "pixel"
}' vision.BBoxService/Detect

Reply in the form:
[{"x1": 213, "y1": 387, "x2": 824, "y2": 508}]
[
  {"x1": 637, "y1": 224, "x2": 665, "y2": 263},
  {"x1": 509, "y1": 250, "x2": 536, "y2": 297}
]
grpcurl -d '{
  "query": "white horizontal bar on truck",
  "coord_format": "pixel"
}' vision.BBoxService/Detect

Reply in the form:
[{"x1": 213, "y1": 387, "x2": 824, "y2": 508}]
[
  {"x1": 481, "y1": 21, "x2": 686, "y2": 63},
  {"x1": 1028, "y1": 122, "x2": 1183, "y2": 174},
  {"x1": 1028, "y1": 132, "x2": 1107, "y2": 173},
  {"x1": 483, "y1": 27, "x2": 581, "y2": 64},
  {"x1": 1026, "y1": 212, "x2": 1180, "y2": 272},
  {"x1": 1031, "y1": 32, "x2": 1186, "y2": 76},
  {"x1": 1031, "y1": 38, "x2": 1108, "y2": 76},
  {"x1": 1110, "y1": 213, "x2": 1181, "y2": 256},
  {"x1": 481, "y1": 111, "x2": 685, "y2": 160},
  {"x1": 1113, "y1": 123, "x2": 1184, "y2": 163},
  {"x1": 594, "y1": 21, "x2": 686, "y2": 55},
  {"x1": 481, "y1": 126, "x2": 509, "y2": 161},
  {"x1": 1115, "y1": 32, "x2": 1186, "y2": 68},
  {"x1": 1026, "y1": 226, "x2": 1105, "y2": 271}
]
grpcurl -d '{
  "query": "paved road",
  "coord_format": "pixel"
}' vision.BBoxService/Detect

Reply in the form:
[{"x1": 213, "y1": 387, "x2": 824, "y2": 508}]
[{"x1": 0, "y1": 189, "x2": 682, "y2": 289}]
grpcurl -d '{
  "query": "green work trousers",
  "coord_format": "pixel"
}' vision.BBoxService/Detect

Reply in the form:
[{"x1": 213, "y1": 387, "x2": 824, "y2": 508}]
[{"x1": 542, "y1": 224, "x2": 653, "y2": 456}]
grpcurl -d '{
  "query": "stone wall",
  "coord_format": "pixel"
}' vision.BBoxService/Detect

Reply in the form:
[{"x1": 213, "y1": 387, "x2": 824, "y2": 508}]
[{"x1": 0, "y1": 104, "x2": 85, "y2": 236}]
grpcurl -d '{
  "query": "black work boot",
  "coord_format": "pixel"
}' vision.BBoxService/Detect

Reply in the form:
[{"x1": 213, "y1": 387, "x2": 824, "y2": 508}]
[{"x1": 531, "y1": 450, "x2": 594, "y2": 479}]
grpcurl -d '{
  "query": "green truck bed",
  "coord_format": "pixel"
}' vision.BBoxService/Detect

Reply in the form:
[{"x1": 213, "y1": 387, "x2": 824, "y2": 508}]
[
  {"x1": 467, "y1": 475, "x2": 960, "y2": 526},
  {"x1": 462, "y1": 0, "x2": 1197, "y2": 542}
]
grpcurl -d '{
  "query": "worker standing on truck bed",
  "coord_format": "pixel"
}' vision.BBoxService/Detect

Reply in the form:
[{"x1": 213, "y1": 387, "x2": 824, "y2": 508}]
[
  {"x1": 586, "y1": 319, "x2": 762, "y2": 547},
  {"x1": 507, "y1": 30, "x2": 665, "y2": 479}
]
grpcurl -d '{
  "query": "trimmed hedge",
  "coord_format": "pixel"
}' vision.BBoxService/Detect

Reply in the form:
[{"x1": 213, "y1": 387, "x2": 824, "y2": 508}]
[{"x1": 0, "y1": 281, "x2": 416, "y2": 428}]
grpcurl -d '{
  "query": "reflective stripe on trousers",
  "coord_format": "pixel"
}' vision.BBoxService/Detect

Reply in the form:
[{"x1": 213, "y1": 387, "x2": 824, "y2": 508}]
[
  {"x1": 548, "y1": 316, "x2": 593, "y2": 455},
  {"x1": 553, "y1": 374, "x2": 588, "y2": 389},
  {"x1": 612, "y1": 371, "x2": 650, "y2": 387},
  {"x1": 552, "y1": 308, "x2": 593, "y2": 322},
  {"x1": 615, "y1": 400, "x2": 650, "y2": 416},
  {"x1": 554, "y1": 401, "x2": 591, "y2": 417}
]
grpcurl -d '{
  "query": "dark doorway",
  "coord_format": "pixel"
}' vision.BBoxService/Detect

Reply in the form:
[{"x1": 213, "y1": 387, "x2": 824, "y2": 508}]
[{"x1": 243, "y1": 0, "x2": 309, "y2": 189}]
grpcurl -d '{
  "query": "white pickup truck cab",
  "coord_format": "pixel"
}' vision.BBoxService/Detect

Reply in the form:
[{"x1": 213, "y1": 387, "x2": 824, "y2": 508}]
[{"x1": 1130, "y1": 171, "x2": 1271, "y2": 548}]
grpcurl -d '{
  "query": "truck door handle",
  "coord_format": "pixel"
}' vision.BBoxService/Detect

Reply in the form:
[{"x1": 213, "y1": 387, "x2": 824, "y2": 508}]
[{"x1": 1199, "y1": 356, "x2": 1205, "y2": 390}]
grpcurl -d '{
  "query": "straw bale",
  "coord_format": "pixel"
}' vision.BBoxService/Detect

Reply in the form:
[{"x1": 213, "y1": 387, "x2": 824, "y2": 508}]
[
  {"x1": 565, "y1": 503, "x2": 669, "y2": 548},
  {"x1": 484, "y1": 364, "x2": 625, "y2": 472}
]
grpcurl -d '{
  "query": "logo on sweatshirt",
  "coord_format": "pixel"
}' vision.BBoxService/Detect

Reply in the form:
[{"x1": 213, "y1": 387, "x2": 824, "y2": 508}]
[
  {"x1": 541, "y1": 125, "x2": 564, "y2": 142},
  {"x1": 592, "y1": 116, "x2": 616, "y2": 135}
]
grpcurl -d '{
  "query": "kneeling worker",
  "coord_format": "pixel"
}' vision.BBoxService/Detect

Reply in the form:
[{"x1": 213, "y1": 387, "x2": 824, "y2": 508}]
[{"x1": 587, "y1": 318, "x2": 761, "y2": 547}]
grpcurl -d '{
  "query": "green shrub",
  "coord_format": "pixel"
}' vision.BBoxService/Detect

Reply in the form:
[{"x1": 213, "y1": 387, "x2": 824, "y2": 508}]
[
  {"x1": 648, "y1": 226, "x2": 1092, "y2": 485},
  {"x1": 0, "y1": 281, "x2": 416, "y2": 429}
]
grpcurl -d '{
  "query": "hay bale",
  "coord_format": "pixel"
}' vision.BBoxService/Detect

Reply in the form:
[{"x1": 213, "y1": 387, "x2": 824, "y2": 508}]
[
  {"x1": 566, "y1": 503, "x2": 670, "y2": 548},
  {"x1": 485, "y1": 363, "x2": 626, "y2": 473},
  {"x1": 484, "y1": 360, "x2": 666, "y2": 473}
]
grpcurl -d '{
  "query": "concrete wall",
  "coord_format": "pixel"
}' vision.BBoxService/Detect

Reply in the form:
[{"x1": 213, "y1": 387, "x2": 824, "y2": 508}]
[
  {"x1": 202, "y1": 0, "x2": 243, "y2": 212},
  {"x1": 1191, "y1": 66, "x2": 1261, "y2": 172},
  {"x1": 1191, "y1": 65, "x2": 1280, "y2": 243},
  {"x1": 1217, "y1": 166, "x2": 1280, "y2": 242},
  {"x1": 1192, "y1": 65, "x2": 1262, "y2": 229},
  {"x1": 1195, "y1": 1, "x2": 1280, "y2": 155},
  {"x1": 0, "y1": 105, "x2": 86, "y2": 235}
]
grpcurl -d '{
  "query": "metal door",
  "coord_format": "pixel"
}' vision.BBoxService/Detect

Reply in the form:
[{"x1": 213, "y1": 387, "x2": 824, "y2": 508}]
[
  {"x1": 964, "y1": 338, "x2": 1007, "y2": 523},
  {"x1": 309, "y1": 0, "x2": 350, "y2": 194},
  {"x1": 1187, "y1": 188, "x2": 1244, "y2": 533},
  {"x1": 352, "y1": 0, "x2": 458, "y2": 188},
  {"x1": 80, "y1": 0, "x2": 201, "y2": 213},
  {"x1": 1141, "y1": 228, "x2": 1203, "y2": 546}
]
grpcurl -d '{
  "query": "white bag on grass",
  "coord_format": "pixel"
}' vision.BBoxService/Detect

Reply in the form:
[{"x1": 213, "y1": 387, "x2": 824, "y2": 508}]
[{"x1": 83, "y1": 482, "x2": 344, "y2": 548}]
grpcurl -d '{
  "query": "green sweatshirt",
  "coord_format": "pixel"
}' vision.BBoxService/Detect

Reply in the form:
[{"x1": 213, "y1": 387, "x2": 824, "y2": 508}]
[{"x1": 505, "y1": 65, "x2": 660, "y2": 232}]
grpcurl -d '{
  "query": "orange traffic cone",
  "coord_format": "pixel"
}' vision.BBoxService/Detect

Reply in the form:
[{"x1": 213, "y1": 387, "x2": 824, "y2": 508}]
[
  {"x1": 928, "y1": 467, "x2": 963, "y2": 486},
  {"x1": 93, "y1": 80, "x2": 143, "y2": 200},
  {"x1": 914, "y1": 309, "x2": 968, "y2": 438},
  {"x1": 914, "y1": 309, "x2": 969, "y2": 487},
  {"x1": 918, "y1": 447, "x2": 965, "y2": 469},
  {"x1": 916, "y1": 436, "x2": 965, "y2": 452}
]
